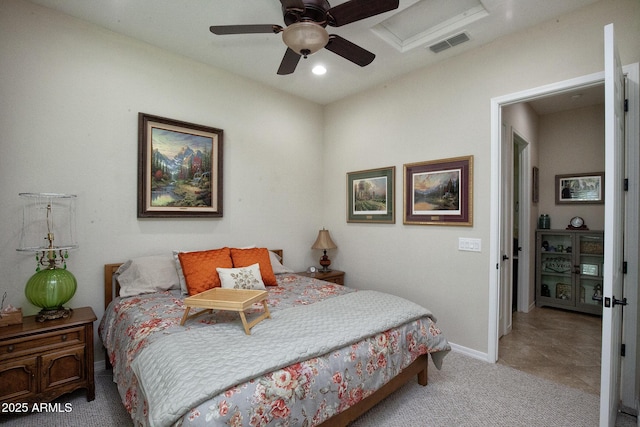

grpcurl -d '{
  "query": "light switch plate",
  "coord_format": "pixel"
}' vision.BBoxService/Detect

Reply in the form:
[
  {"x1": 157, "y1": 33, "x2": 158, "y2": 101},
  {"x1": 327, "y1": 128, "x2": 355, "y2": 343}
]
[{"x1": 458, "y1": 237, "x2": 481, "y2": 252}]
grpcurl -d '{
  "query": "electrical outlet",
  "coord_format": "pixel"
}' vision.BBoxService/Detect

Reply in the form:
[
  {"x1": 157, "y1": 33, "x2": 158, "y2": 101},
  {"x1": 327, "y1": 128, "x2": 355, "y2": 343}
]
[{"x1": 458, "y1": 237, "x2": 481, "y2": 252}]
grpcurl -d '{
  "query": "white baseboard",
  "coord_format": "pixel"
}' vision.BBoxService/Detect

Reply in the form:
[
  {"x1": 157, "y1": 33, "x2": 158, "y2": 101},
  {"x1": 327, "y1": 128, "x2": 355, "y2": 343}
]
[{"x1": 448, "y1": 342, "x2": 491, "y2": 362}]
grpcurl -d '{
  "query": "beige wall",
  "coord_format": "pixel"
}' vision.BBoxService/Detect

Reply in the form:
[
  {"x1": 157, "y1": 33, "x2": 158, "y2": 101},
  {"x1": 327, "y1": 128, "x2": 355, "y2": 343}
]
[
  {"x1": 323, "y1": 0, "x2": 639, "y2": 353},
  {"x1": 0, "y1": 0, "x2": 325, "y2": 358},
  {"x1": 538, "y1": 104, "x2": 606, "y2": 229}
]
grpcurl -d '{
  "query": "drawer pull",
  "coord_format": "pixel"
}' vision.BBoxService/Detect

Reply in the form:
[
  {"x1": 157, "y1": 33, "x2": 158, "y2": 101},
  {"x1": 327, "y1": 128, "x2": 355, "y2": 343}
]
[
  {"x1": 7, "y1": 345, "x2": 14, "y2": 353},
  {"x1": 61, "y1": 334, "x2": 67, "y2": 341}
]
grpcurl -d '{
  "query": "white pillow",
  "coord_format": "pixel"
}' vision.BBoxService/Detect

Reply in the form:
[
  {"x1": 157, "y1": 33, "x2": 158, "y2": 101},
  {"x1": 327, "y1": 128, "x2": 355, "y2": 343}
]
[
  {"x1": 216, "y1": 263, "x2": 266, "y2": 290},
  {"x1": 172, "y1": 250, "x2": 188, "y2": 294},
  {"x1": 117, "y1": 254, "x2": 180, "y2": 297},
  {"x1": 269, "y1": 250, "x2": 294, "y2": 274}
]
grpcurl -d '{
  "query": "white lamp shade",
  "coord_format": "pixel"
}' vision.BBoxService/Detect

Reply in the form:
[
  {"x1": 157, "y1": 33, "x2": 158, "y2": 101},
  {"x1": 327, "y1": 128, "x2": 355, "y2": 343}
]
[
  {"x1": 17, "y1": 193, "x2": 78, "y2": 252},
  {"x1": 282, "y1": 22, "x2": 329, "y2": 56}
]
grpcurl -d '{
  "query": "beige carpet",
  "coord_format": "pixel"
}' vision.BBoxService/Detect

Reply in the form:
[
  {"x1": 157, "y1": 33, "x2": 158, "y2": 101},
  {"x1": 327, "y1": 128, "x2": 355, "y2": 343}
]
[
  {"x1": 1, "y1": 351, "x2": 636, "y2": 426},
  {"x1": 352, "y1": 352, "x2": 636, "y2": 427}
]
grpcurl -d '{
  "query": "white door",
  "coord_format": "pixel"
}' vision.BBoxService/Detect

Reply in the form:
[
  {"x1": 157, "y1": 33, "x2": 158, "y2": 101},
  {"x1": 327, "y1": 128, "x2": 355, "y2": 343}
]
[
  {"x1": 600, "y1": 23, "x2": 625, "y2": 427},
  {"x1": 499, "y1": 124, "x2": 513, "y2": 337}
]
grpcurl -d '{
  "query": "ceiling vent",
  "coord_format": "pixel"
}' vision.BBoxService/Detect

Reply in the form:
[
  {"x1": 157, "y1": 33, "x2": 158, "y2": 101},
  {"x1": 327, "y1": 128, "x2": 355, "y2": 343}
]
[
  {"x1": 428, "y1": 32, "x2": 470, "y2": 53},
  {"x1": 372, "y1": 0, "x2": 487, "y2": 53}
]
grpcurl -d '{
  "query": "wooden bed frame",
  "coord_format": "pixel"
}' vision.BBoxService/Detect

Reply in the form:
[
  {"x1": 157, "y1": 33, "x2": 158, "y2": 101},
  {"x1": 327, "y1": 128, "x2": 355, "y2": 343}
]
[{"x1": 102, "y1": 249, "x2": 428, "y2": 427}]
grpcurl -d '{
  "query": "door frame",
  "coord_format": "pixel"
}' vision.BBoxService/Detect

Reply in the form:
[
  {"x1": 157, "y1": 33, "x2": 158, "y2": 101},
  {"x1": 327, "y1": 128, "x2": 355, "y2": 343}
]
[
  {"x1": 513, "y1": 132, "x2": 532, "y2": 314},
  {"x1": 601, "y1": 23, "x2": 626, "y2": 424},
  {"x1": 498, "y1": 122, "x2": 514, "y2": 337},
  {"x1": 620, "y1": 63, "x2": 640, "y2": 415},
  {"x1": 489, "y1": 64, "x2": 639, "y2": 409}
]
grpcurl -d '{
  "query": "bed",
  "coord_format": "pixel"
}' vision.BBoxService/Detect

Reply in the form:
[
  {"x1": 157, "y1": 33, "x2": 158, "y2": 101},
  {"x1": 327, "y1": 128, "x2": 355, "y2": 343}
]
[{"x1": 99, "y1": 248, "x2": 450, "y2": 427}]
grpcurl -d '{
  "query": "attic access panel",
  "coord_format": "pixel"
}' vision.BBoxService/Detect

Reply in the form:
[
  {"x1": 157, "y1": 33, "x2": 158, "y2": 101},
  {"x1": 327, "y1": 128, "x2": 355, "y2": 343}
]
[{"x1": 372, "y1": 0, "x2": 487, "y2": 52}]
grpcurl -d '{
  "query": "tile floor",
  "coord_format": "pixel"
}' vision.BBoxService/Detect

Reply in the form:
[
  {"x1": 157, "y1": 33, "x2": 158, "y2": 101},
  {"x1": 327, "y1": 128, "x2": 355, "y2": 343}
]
[{"x1": 498, "y1": 305, "x2": 602, "y2": 395}]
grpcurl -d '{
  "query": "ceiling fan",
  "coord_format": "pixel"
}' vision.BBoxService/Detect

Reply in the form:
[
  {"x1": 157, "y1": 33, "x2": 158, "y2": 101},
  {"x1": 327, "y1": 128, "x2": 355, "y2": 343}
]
[{"x1": 209, "y1": 0, "x2": 399, "y2": 75}]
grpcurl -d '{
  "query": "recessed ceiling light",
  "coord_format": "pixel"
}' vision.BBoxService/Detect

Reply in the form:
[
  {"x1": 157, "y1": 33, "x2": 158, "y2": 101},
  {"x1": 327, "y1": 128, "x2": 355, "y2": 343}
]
[{"x1": 312, "y1": 65, "x2": 327, "y2": 75}]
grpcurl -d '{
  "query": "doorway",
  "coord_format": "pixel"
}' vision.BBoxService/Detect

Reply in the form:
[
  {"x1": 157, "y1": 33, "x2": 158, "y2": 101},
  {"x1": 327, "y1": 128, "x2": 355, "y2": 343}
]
[
  {"x1": 489, "y1": 62, "x2": 640, "y2": 416},
  {"x1": 498, "y1": 92, "x2": 605, "y2": 393}
]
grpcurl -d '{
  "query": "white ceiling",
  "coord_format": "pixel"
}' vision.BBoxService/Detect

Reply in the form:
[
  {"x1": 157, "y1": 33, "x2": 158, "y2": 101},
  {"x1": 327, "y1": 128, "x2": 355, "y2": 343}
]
[
  {"x1": 28, "y1": 0, "x2": 600, "y2": 105},
  {"x1": 528, "y1": 84, "x2": 604, "y2": 115}
]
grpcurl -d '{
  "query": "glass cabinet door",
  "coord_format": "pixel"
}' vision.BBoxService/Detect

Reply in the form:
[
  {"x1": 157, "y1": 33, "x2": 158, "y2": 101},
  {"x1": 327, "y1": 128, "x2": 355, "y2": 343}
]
[
  {"x1": 536, "y1": 230, "x2": 603, "y2": 315},
  {"x1": 538, "y1": 231, "x2": 574, "y2": 307},
  {"x1": 576, "y1": 233, "x2": 604, "y2": 312}
]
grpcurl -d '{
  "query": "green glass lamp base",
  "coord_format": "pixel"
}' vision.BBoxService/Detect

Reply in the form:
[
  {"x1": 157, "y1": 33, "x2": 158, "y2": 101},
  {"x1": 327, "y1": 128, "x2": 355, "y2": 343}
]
[{"x1": 25, "y1": 268, "x2": 77, "y2": 322}]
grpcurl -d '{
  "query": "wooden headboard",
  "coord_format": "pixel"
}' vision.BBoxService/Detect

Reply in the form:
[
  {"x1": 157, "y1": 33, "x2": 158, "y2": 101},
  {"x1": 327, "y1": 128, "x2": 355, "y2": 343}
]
[{"x1": 104, "y1": 249, "x2": 284, "y2": 310}]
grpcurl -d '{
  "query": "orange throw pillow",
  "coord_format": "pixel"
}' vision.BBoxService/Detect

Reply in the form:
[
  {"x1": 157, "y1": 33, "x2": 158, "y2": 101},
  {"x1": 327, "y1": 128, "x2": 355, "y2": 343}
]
[
  {"x1": 178, "y1": 247, "x2": 233, "y2": 295},
  {"x1": 230, "y1": 248, "x2": 277, "y2": 286}
]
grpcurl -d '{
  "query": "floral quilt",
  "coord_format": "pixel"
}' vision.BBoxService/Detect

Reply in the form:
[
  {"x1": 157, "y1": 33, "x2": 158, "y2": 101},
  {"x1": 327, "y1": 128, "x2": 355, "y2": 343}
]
[{"x1": 99, "y1": 274, "x2": 450, "y2": 427}]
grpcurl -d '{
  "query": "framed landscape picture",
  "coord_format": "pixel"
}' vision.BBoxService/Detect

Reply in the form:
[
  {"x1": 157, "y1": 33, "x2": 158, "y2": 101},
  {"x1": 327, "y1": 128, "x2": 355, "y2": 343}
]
[
  {"x1": 347, "y1": 166, "x2": 395, "y2": 223},
  {"x1": 138, "y1": 113, "x2": 223, "y2": 218},
  {"x1": 555, "y1": 172, "x2": 604, "y2": 204},
  {"x1": 403, "y1": 155, "x2": 473, "y2": 226}
]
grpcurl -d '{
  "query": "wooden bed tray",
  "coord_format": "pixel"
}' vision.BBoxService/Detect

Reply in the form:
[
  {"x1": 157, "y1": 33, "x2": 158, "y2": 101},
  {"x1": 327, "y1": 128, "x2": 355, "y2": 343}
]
[
  {"x1": 180, "y1": 288, "x2": 270, "y2": 334},
  {"x1": 102, "y1": 249, "x2": 428, "y2": 427}
]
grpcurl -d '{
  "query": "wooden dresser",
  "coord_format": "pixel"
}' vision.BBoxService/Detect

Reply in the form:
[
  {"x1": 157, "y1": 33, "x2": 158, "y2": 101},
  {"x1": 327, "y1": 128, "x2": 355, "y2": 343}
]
[{"x1": 0, "y1": 306, "x2": 96, "y2": 404}]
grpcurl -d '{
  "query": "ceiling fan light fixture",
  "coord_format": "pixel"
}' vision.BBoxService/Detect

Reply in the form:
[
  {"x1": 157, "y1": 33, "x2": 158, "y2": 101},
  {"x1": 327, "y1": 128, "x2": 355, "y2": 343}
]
[{"x1": 282, "y1": 22, "x2": 329, "y2": 57}]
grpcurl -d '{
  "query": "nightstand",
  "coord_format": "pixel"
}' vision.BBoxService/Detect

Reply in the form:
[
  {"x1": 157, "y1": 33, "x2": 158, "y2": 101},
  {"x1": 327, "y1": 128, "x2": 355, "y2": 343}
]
[
  {"x1": 296, "y1": 270, "x2": 345, "y2": 285},
  {"x1": 0, "y1": 306, "x2": 97, "y2": 404}
]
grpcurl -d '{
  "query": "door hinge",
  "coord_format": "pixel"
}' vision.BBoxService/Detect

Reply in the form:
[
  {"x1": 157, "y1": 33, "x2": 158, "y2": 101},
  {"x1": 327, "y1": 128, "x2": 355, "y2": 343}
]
[
  {"x1": 621, "y1": 343, "x2": 626, "y2": 357},
  {"x1": 623, "y1": 261, "x2": 627, "y2": 274},
  {"x1": 624, "y1": 99, "x2": 628, "y2": 112},
  {"x1": 624, "y1": 178, "x2": 628, "y2": 191}
]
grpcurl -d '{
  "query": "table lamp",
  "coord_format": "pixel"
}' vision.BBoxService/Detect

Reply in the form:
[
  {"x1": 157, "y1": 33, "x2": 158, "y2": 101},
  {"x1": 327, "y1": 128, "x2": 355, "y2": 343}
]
[
  {"x1": 17, "y1": 193, "x2": 78, "y2": 322},
  {"x1": 311, "y1": 228, "x2": 337, "y2": 272}
]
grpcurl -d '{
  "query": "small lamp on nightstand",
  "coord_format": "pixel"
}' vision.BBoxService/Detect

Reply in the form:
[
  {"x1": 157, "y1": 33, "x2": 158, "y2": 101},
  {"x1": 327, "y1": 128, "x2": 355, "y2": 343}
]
[
  {"x1": 17, "y1": 193, "x2": 78, "y2": 322},
  {"x1": 311, "y1": 228, "x2": 337, "y2": 272}
]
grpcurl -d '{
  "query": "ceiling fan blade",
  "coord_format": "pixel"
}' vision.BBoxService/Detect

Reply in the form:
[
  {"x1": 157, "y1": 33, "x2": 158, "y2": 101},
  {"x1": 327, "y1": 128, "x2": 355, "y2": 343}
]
[
  {"x1": 325, "y1": 35, "x2": 375, "y2": 67},
  {"x1": 209, "y1": 24, "x2": 283, "y2": 35},
  {"x1": 327, "y1": 0, "x2": 399, "y2": 27},
  {"x1": 280, "y1": 0, "x2": 305, "y2": 13},
  {"x1": 277, "y1": 48, "x2": 301, "y2": 75}
]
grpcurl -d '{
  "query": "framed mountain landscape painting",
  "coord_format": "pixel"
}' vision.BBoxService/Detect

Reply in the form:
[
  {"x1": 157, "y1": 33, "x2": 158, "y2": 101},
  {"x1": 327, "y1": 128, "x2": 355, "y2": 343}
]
[
  {"x1": 138, "y1": 113, "x2": 223, "y2": 218},
  {"x1": 403, "y1": 156, "x2": 473, "y2": 226}
]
